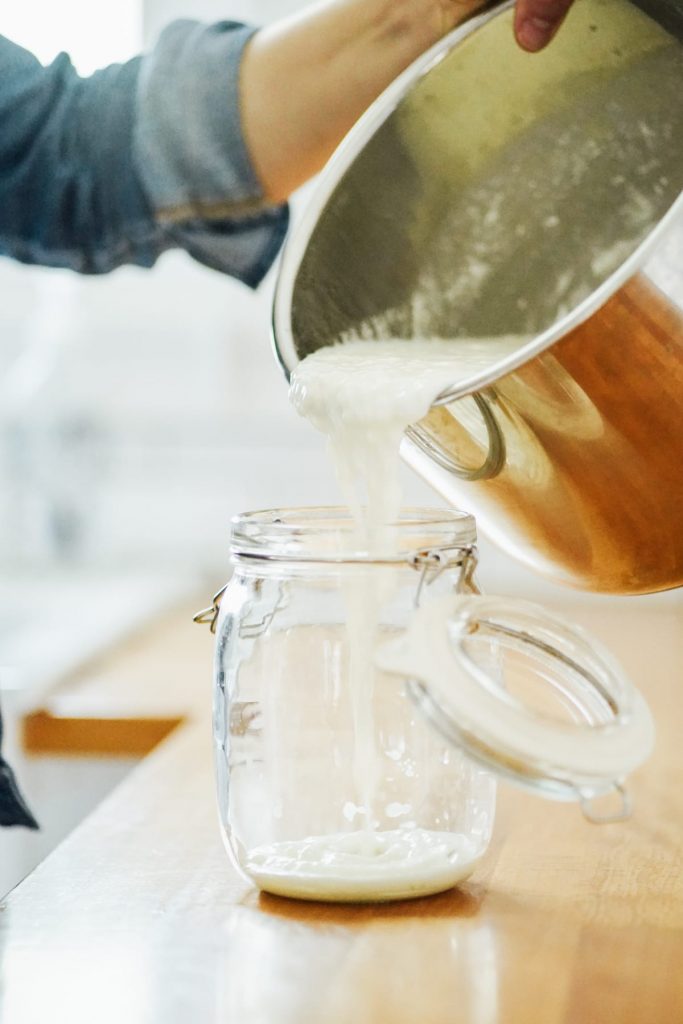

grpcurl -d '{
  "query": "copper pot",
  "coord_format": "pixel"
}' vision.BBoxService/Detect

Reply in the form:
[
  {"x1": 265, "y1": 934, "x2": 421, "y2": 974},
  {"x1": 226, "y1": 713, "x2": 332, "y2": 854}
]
[{"x1": 272, "y1": 0, "x2": 683, "y2": 594}]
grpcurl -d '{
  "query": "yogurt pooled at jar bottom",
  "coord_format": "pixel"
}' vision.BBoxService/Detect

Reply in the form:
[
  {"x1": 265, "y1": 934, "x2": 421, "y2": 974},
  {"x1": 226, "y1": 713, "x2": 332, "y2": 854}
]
[{"x1": 246, "y1": 829, "x2": 482, "y2": 902}]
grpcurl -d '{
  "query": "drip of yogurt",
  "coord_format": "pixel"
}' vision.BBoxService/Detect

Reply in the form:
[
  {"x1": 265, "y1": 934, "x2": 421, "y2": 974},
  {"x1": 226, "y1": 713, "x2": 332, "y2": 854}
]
[{"x1": 249, "y1": 336, "x2": 521, "y2": 901}]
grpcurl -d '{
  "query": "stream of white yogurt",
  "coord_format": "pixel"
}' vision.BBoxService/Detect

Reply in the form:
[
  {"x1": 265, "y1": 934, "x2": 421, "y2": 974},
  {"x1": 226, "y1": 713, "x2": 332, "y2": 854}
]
[
  {"x1": 290, "y1": 337, "x2": 521, "y2": 538},
  {"x1": 251, "y1": 336, "x2": 522, "y2": 900}
]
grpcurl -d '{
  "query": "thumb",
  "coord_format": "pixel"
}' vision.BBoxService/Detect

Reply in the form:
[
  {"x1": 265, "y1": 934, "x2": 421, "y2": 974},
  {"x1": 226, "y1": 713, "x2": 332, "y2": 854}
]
[{"x1": 514, "y1": 0, "x2": 575, "y2": 51}]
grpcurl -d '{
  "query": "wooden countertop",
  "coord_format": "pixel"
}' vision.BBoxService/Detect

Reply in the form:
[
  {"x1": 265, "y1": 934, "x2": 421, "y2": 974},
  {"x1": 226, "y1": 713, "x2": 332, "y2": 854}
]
[{"x1": 1, "y1": 596, "x2": 682, "y2": 1023}]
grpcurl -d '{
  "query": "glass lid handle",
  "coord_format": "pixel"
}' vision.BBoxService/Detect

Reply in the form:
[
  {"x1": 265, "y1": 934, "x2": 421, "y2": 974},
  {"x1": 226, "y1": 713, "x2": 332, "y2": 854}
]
[{"x1": 376, "y1": 594, "x2": 655, "y2": 811}]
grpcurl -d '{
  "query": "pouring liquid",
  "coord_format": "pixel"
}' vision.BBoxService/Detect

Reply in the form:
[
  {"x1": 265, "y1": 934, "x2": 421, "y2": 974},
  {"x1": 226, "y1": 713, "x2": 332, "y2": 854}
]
[{"x1": 246, "y1": 337, "x2": 521, "y2": 901}]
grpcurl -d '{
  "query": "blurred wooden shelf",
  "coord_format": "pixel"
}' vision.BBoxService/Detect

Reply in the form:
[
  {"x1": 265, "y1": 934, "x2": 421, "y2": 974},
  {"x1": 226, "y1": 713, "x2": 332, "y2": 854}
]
[
  {"x1": 20, "y1": 600, "x2": 212, "y2": 756},
  {"x1": 22, "y1": 710, "x2": 180, "y2": 756}
]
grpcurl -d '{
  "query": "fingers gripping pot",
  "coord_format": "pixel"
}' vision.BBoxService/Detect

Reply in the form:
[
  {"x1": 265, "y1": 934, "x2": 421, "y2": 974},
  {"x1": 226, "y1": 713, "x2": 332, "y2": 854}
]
[
  {"x1": 196, "y1": 508, "x2": 653, "y2": 903},
  {"x1": 272, "y1": 0, "x2": 683, "y2": 595}
]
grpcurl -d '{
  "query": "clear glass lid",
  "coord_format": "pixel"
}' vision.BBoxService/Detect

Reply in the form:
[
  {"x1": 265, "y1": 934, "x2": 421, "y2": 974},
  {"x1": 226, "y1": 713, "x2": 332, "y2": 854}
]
[{"x1": 376, "y1": 595, "x2": 655, "y2": 819}]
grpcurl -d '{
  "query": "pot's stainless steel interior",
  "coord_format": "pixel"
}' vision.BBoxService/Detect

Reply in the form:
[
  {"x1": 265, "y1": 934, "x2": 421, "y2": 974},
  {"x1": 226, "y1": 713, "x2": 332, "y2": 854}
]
[{"x1": 272, "y1": 0, "x2": 683, "y2": 594}]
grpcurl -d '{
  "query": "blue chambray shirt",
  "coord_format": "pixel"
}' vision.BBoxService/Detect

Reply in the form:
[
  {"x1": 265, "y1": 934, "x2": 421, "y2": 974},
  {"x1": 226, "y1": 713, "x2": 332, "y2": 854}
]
[
  {"x1": 0, "y1": 21, "x2": 290, "y2": 828},
  {"x1": 0, "y1": 20, "x2": 289, "y2": 283}
]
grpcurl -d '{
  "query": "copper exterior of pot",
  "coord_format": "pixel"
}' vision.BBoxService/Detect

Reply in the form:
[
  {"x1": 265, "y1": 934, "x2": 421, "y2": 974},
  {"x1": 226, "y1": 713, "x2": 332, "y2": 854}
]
[{"x1": 272, "y1": 0, "x2": 683, "y2": 594}]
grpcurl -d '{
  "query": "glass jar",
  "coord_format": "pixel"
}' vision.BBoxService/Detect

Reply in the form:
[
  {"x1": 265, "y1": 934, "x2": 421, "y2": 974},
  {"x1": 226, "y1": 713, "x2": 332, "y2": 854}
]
[
  {"x1": 203, "y1": 506, "x2": 654, "y2": 903},
  {"x1": 211, "y1": 506, "x2": 492, "y2": 902}
]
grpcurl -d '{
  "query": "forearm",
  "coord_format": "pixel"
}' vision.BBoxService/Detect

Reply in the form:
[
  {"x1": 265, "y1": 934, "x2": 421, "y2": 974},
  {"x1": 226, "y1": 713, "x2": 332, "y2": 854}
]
[{"x1": 240, "y1": 0, "x2": 485, "y2": 203}]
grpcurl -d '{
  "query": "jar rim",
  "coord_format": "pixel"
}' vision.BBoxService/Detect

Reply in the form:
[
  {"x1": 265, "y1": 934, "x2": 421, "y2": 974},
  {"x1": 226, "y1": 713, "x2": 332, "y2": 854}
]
[{"x1": 230, "y1": 506, "x2": 476, "y2": 564}]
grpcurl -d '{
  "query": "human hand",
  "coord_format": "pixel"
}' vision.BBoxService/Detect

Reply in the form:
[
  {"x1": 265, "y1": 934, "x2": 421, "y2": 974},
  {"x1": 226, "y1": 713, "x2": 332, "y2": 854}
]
[
  {"x1": 513, "y1": 0, "x2": 576, "y2": 51},
  {"x1": 243, "y1": 0, "x2": 579, "y2": 203},
  {"x1": 439, "y1": 0, "x2": 576, "y2": 53}
]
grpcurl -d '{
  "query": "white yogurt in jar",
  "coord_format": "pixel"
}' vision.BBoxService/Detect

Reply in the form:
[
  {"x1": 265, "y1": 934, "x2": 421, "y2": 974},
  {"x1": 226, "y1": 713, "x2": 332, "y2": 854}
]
[{"x1": 246, "y1": 828, "x2": 482, "y2": 902}]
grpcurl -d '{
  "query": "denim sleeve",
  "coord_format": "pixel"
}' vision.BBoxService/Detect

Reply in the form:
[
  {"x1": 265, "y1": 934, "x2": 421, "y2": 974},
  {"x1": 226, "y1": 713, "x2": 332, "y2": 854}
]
[
  {"x1": 0, "y1": 24, "x2": 289, "y2": 285},
  {"x1": 0, "y1": 701, "x2": 38, "y2": 830}
]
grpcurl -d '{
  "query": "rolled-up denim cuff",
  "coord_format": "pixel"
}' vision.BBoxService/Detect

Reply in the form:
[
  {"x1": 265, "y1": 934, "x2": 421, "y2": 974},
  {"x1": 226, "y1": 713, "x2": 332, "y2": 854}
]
[
  {"x1": 134, "y1": 20, "x2": 288, "y2": 285},
  {"x1": 164, "y1": 206, "x2": 290, "y2": 288},
  {"x1": 135, "y1": 20, "x2": 271, "y2": 216}
]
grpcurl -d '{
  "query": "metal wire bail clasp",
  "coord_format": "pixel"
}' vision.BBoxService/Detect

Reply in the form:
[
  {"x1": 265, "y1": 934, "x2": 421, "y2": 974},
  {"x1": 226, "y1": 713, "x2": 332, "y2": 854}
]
[
  {"x1": 193, "y1": 583, "x2": 228, "y2": 634},
  {"x1": 578, "y1": 782, "x2": 633, "y2": 825},
  {"x1": 411, "y1": 544, "x2": 479, "y2": 607}
]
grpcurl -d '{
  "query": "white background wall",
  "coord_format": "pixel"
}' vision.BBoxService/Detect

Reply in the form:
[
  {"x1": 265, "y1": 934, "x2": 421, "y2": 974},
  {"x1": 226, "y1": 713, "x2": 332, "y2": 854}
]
[
  {"x1": 0, "y1": 2, "x2": 338, "y2": 581},
  {"x1": 0, "y1": 0, "x2": 506, "y2": 589},
  {"x1": 0, "y1": 2, "x2": 328, "y2": 898}
]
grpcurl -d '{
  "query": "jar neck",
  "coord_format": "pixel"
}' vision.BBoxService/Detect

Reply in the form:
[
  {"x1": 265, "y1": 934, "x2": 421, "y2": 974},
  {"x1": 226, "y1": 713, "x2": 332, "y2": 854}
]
[{"x1": 229, "y1": 506, "x2": 477, "y2": 567}]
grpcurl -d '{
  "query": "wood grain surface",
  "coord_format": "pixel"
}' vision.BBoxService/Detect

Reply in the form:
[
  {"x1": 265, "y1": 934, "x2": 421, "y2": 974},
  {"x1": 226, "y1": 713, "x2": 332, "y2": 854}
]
[{"x1": 1, "y1": 597, "x2": 682, "y2": 1024}]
